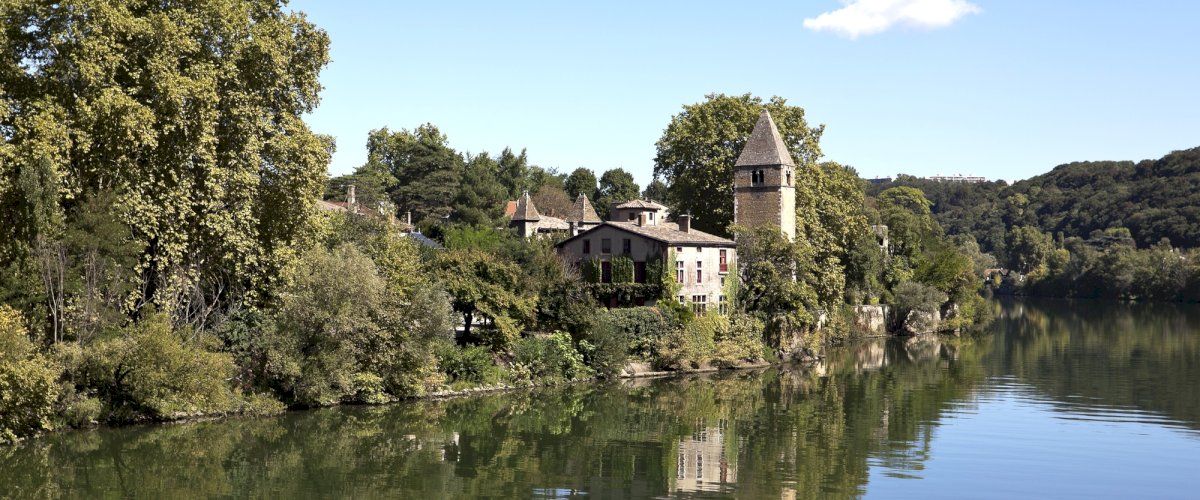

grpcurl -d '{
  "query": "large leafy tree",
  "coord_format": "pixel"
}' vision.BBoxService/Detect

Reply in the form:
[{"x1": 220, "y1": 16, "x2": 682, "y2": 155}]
[
  {"x1": 564, "y1": 167, "x2": 598, "y2": 200},
  {"x1": 0, "y1": 0, "x2": 332, "y2": 322},
  {"x1": 362, "y1": 124, "x2": 463, "y2": 224},
  {"x1": 653, "y1": 93, "x2": 824, "y2": 236},
  {"x1": 596, "y1": 168, "x2": 639, "y2": 219}
]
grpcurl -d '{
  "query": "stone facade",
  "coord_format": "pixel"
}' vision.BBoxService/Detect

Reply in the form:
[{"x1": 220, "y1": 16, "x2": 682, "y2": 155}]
[
  {"x1": 556, "y1": 215, "x2": 736, "y2": 313},
  {"x1": 733, "y1": 109, "x2": 796, "y2": 241}
]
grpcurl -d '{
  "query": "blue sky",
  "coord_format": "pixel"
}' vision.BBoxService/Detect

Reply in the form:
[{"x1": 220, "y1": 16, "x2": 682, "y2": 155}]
[{"x1": 289, "y1": 0, "x2": 1200, "y2": 187}]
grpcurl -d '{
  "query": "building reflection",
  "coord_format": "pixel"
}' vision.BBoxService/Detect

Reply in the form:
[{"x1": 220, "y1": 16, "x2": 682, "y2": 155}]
[{"x1": 675, "y1": 418, "x2": 735, "y2": 493}]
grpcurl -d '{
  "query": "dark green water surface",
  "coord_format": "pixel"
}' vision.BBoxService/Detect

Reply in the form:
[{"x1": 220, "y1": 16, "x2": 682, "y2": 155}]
[{"x1": 4, "y1": 298, "x2": 1200, "y2": 499}]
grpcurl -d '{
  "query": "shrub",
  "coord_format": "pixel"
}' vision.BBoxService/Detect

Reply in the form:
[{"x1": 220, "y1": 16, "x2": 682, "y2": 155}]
[
  {"x1": 511, "y1": 332, "x2": 590, "y2": 383},
  {"x1": 0, "y1": 306, "x2": 60, "y2": 443},
  {"x1": 592, "y1": 307, "x2": 673, "y2": 361},
  {"x1": 439, "y1": 345, "x2": 502, "y2": 385},
  {"x1": 76, "y1": 312, "x2": 240, "y2": 421},
  {"x1": 713, "y1": 313, "x2": 766, "y2": 367},
  {"x1": 580, "y1": 320, "x2": 629, "y2": 378},
  {"x1": 892, "y1": 281, "x2": 948, "y2": 332},
  {"x1": 655, "y1": 314, "x2": 721, "y2": 370},
  {"x1": 611, "y1": 256, "x2": 634, "y2": 283}
]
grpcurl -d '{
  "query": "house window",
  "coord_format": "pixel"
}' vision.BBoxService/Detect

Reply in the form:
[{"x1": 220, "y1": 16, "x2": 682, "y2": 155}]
[
  {"x1": 628, "y1": 213, "x2": 636, "y2": 221},
  {"x1": 691, "y1": 295, "x2": 707, "y2": 314},
  {"x1": 696, "y1": 261, "x2": 703, "y2": 283},
  {"x1": 583, "y1": 239, "x2": 591, "y2": 254},
  {"x1": 649, "y1": 212, "x2": 655, "y2": 222},
  {"x1": 719, "y1": 295, "x2": 727, "y2": 315},
  {"x1": 719, "y1": 249, "x2": 728, "y2": 273},
  {"x1": 601, "y1": 261, "x2": 612, "y2": 283},
  {"x1": 678, "y1": 295, "x2": 685, "y2": 304},
  {"x1": 634, "y1": 261, "x2": 647, "y2": 283},
  {"x1": 601, "y1": 238, "x2": 611, "y2": 254},
  {"x1": 676, "y1": 260, "x2": 684, "y2": 283},
  {"x1": 622, "y1": 238, "x2": 631, "y2": 255}
]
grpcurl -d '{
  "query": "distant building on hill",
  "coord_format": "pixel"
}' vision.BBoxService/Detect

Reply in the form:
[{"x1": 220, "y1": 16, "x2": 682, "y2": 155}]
[
  {"x1": 866, "y1": 177, "x2": 893, "y2": 185},
  {"x1": 925, "y1": 175, "x2": 987, "y2": 184}
]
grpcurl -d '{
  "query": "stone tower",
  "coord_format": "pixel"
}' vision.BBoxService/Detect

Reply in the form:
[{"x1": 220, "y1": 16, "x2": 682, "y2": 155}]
[{"x1": 733, "y1": 109, "x2": 796, "y2": 240}]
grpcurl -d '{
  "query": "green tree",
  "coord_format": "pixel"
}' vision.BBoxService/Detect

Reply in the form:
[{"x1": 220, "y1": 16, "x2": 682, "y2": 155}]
[
  {"x1": 653, "y1": 93, "x2": 824, "y2": 236},
  {"x1": 432, "y1": 249, "x2": 535, "y2": 348},
  {"x1": 596, "y1": 168, "x2": 640, "y2": 219},
  {"x1": 642, "y1": 178, "x2": 669, "y2": 203},
  {"x1": 0, "y1": 0, "x2": 332, "y2": 320},
  {"x1": 451, "y1": 153, "x2": 507, "y2": 227},
  {"x1": 564, "y1": 168, "x2": 598, "y2": 200},
  {"x1": 362, "y1": 125, "x2": 463, "y2": 224}
]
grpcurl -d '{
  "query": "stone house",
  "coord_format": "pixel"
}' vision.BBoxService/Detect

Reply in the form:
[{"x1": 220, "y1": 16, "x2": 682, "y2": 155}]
[
  {"x1": 508, "y1": 191, "x2": 605, "y2": 238},
  {"x1": 556, "y1": 206, "x2": 736, "y2": 313}
]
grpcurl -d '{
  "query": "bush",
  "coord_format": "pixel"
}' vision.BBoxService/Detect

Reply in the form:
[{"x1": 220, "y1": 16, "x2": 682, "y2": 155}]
[
  {"x1": 655, "y1": 314, "x2": 721, "y2": 370},
  {"x1": 0, "y1": 306, "x2": 61, "y2": 443},
  {"x1": 76, "y1": 312, "x2": 240, "y2": 421},
  {"x1": 892, "y1": 281, "x2": 948, "y2": 333},
  {"x1": 713, "y1": 313, "x2": 766, "y2": 367},
  {"x1": 592, "y1": 307, "x2": 673, "y2": 361},
  {"x1": 580, "y1": 320, "x2": 629, "y2": 378},
  {"x1": 439, "y1": 345, "x2": 502, "y2": 385},
  {"x1": 511, "y1": 332, "x2": 590, "y2": 383}
]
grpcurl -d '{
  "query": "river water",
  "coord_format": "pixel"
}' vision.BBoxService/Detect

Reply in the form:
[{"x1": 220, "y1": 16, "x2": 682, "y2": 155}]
[{"x1": 3, "y1": 298, "x2": 1200, "y2": 499}]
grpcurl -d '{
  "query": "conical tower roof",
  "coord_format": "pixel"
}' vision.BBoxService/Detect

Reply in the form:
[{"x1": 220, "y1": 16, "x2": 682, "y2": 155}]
[
  {"x1": 565, "y1": 194, "x2": 602, "y2": 223},
  {"x1": 735, "y1": 109, "x2": 795, "y2": 167},
  {"x1": 511, "y1": 191, "x2": 541, "y2": 221}
]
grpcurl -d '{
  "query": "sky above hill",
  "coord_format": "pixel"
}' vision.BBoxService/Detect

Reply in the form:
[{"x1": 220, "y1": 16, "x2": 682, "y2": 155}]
[{"x1": 290, "y1": 0, "x2": 1200, "y2": 187}]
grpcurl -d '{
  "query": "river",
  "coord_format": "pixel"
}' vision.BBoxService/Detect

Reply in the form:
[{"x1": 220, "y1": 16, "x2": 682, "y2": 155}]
[{"x1": 3, "y1": 298, "x2": 1200, "y2": 498}]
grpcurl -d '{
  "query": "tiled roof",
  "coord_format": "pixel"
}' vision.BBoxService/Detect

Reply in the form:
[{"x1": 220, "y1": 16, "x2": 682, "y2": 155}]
[
  {"x1": 511, "y1": 191, "x2": 540, "y2": 221},
  {"x1": 613, "y1": 199, "x2": 668, "y2": 210},
  {"x1": 316, "y1": 200, "x2": 348, "y2": 212},
  {"x1": 556, "y1": 221, "x2": 735, "y2": 248},
  {"x1": 564, "y1": 194, "x2": 602, "y2": 223},
  {"x1": 538, "y1": 215, "x2": 569, "y2": 231},
  {"x1": 735, "y1": 109, "x2": 795, "y2": 167}
]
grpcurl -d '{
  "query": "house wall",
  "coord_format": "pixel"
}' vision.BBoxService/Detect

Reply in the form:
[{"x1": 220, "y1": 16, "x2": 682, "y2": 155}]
[
  {"x1": 670, "y1": 244, "x2": 735, "y2": 314},
  {"x1": 558, "y1": 225, "x2": 736, "y2": 314},
  {"x1": 610, "y1": 206, "x2": 668, "y2": 225}
]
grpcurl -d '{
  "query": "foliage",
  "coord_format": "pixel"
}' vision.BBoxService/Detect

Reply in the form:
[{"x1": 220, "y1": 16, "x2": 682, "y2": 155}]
[
  {"x1": 610, "y1": 256, "x2": 635, "y2": 283},
  {"x1": 713, "y1": 313, "x2": 767, "y2": 367},
  {"x1": 532, "y1": 185, "x2": 573, "y2": 218},
  {"x1": 591, "y1": 307, "x2": 674, "y2": 361},
  {"x1": 439, "y1": 345, "x2": 502, "y2": 385},
  {"x1": 74, "y1": 311, "x2": 243, "y2": 421},
  {"x1": 581, "y1": 257, "x2": 602, "y2": 283},
  {"x1": 451, "y1": 153, "x2": 508, "y2": 227},
  {"x1": 0, "y1": 306, "x2": 60, "y2": 443},
  {"x1": 510, "y1": 332, "x2": 591, "y2": 384},
  {"x1": 578, "y1": 321, "x2": 628, "y2": 379},
  {"x1": 891, "y1": 281, "x2": 948, "y2": 332},
  {"x1": 595, "y1": 168, "x2": 640, "y2": 219},
  {"x1": 733, "y1": 225, "x2": 818, "y2": 347},
  {"x1": 432, "y1": 249, "x2": 535, "y2": 348},
  {"x1": 653, "y1": 93, "x2": 824, "y2": 236},
  {"x1": 641, "y1": 178, "x2": 669, "y2": 203},
  {"x1": 655, "y1": 314, "x2": 721, "y2": 370},
  {"x1": 564, "y1": 168, "x2": 598, "y2": 200},
  {"x1": 0, "y1": 0, "x2": 333, "y2": 320}
]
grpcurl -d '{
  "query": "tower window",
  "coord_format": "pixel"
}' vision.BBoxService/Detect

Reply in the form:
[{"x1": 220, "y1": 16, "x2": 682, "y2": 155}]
[{"x1": 787, "y1": 170, "x2": 792, "y2": 186}]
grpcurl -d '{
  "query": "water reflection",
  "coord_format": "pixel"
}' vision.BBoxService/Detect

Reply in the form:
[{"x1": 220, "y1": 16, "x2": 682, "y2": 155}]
[{"x1": 3, "y1": 299, "x2": 1200, "y2": 498}]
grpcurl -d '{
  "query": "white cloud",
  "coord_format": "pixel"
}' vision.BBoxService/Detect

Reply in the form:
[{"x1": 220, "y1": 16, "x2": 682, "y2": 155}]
[{"x1": 803, "y1": 0, "x2": 982, "y2": 39}]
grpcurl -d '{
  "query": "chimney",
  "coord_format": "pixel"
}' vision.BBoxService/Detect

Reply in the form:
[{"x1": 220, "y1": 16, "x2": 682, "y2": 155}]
[
  {"x1": 638, "y1": 213, "x2": 647, "y2": 227},
  {"x1": 406, "y1": 211, "x2": 412, "y2": 225},
  {"x1": 568, "y1": 221, "x2": 578, "y2": 236},
  {"x1": 347, "y1": 185, "x2": 356, "y2": 206},
  {"x1": 678, "y1": 214, "x2": 691, "y2": 233}
]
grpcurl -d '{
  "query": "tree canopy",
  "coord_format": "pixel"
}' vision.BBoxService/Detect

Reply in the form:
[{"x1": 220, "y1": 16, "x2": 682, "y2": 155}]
[{"x1": 653, "y1": 93, "x2": 824, "y2": 236}]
